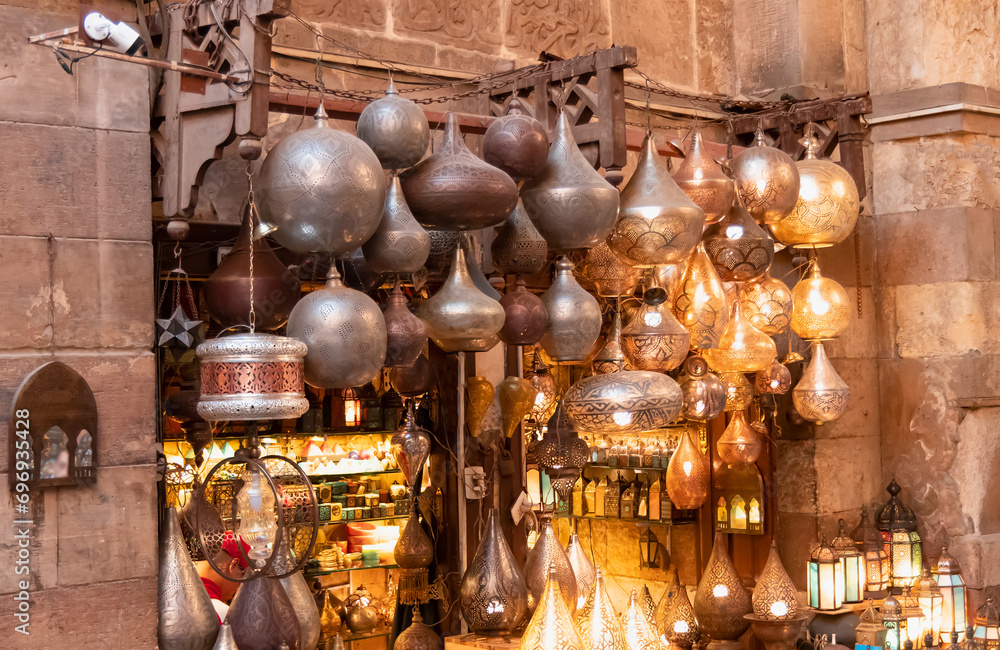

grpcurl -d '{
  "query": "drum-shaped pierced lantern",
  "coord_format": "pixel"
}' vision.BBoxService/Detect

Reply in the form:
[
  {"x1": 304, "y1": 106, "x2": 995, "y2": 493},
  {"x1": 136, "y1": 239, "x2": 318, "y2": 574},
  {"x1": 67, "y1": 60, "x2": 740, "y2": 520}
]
[
  {"x1": 702, "y1": 301, "x2": 777, "y2": 374},
  {"x1": 534, "y1": 406, "x2": 590, "y2": 506},
  {"x1": 876, "y1": 479, "x2": 923, "y2": 591},
  {"x1": 383, "y1": 285, "x2": 427, "y2": 368},
  {"x1": 521, "y1": 112, "x2": 620, "y2": 251},
  {"x1": 482, "y1": 97, "x2": 549, "y2": 181},
  {"x1": 256, "y1": 105, "x2": 387, "y2": 255},
  {"x1": 771, "y1": 128, "x2": 859, "y2": 248},
  {"x1": 196, "y1": 334, "x2": 309, "y2": 421},
  {"x1": 703, "y1": 204, "x2": 775, "y2": 282},
  {"x1": 401, "y1": 111, "x2": 518, "y2": 231},
  {"x1": 679, "y1": 356, "x2": 726, "y2": 421},
  {"x1": 610, "y1": 132, "x2": 704, "y2": 267},
  {"x1": 356, "y1": 80, "x2": 430, "y2": 171},
  {"x1": 674, "y1": 128, "x2": 735, "y2": 225},
  {"x1": 731, "y1": 126, "x2": 800, "y2": 225},
  {"x1": 579, "y1": 239, "x2": 644, "y2": 298},
  {"x1": 362, "y1": 176, "x2": 431, "y2": 274},
  {"x1": 674, "y1": 243, "x2": 729, "y2": 349},
  {"x1": 792, "y1": 343, "x2": 850, "y2": 423},
  {"x1": 563, "y1": 371, "x2": 683, "y2": 434},
  {"x1": 621, "y1": 298, "x2": 691, "y2": 372},
  {"x1": 791, "y1": 261, "x2": 851, "y2": 341},
  {"x1": 740, "y1": 273, "x2": 793, "y2": 336},
  {"x1": 491, "y1": 199, "x2": 548, "y2": 276},
  {"x1": 395, "y1": 510, "x2": 434, "y2": 605},
  {"x1": 498, "y1": 278, "x2": 548, "y2": 346},
  {"x1": 594, "y1": 310, "x2": 632, "y2": 374},
  {"x1": 286, "y1": 267, "x2": 387, "y2": 389},
  {"x1": 540, "y1": 256, "x2": 603, "y2": 363}
]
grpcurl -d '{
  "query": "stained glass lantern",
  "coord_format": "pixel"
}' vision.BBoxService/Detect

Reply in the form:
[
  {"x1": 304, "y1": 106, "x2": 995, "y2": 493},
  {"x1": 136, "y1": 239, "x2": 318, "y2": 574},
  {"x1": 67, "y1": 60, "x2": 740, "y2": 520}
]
[
  {"x1": 911, "y1": 568, "x2": 943, "y2": 646},
  {"x1": 876, "y1": 480, "x2": 923, "y2": 591},
  {"x1": 883, "y1": 596, "x2": 908, "y2": 650},
  {"x1": 808, "y1": 538, "x2": 844, "y2": 611},
  {"x1": 832, "y1": 519, "x2": 866, "y2": 604},
  {"x1": 973, "y1": 598, "x2": 1000, "y2": 650},
  {"x1": 857, "y1": 600, "x2": 889, "y2": 650},
  {"x1": 342, "y1": 388, "x2": 362, "y2": 428},
  {"x1": 855, "y1": 506, "x2": 891, "y2": 596},
  {"x1": 900, "y1": 587, "x2": 926, "y2": 647},
  {"x1": 936, "y1": 547, "x2": 968, "y2": 645}
]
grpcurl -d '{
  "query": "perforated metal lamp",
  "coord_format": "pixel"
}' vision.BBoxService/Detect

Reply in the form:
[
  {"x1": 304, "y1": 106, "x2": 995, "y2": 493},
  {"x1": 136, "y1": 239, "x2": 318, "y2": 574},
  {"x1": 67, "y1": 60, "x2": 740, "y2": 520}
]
[
  {"x1": 973, "y1": 598, "x2": 1000, "y2": 650},
  {"x1": 911, "y1": 567, "x2": 943, "y2": 647},
  {"x1": 877, "y1": 480, "x2": 923, "y2": 592},
  {"x1": 856, "y1": 600, "x2": 889, "y2": 649},
  {"x1": 832, "y1": 518, "x2": 866, "y2": 604},
  {"x1": 883, "y1": 595, "x2": 908, "y2": 650},
  {"x1": 936, "y1": 547, "x2": 968, "y2": 645},
  {"x1": 900, "y1": 586, "x2": 927, "y2": 648},
  {"x1": 807, "y1": 537, "x2": 844, "y2": 611}
]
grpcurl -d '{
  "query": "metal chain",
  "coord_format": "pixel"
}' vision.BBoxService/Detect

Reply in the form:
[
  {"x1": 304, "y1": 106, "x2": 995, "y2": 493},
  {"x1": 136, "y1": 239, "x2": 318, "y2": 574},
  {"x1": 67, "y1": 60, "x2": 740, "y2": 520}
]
[
  {"x1": 854, "y1": 223, "x2": 863, "y2": 317},
  {"x1": 245, "y1": 160, "x2": 257, "y2": 333},
  {"x1": 625, "y1": 69, "x2": 789, "y2": 110}
]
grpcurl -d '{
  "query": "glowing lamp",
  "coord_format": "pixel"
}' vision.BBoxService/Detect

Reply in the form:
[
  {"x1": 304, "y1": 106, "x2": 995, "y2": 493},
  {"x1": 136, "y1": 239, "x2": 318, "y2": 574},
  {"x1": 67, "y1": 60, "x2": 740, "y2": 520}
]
[{"x1": 808, "y1": 537, "x2": 844, "y2": 611}]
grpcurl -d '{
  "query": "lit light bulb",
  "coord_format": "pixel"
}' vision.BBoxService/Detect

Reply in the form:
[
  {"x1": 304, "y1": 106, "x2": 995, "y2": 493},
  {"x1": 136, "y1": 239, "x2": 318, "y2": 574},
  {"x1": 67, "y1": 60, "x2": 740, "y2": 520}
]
[
  {"x1": 675, "y1": 620, "x2": 690, "y2": 634},
  {"x1": 613, "y1": 411, "x2": 633, "y2": 426},
  {"x1": 683, "y1": 461, "x2": 693, "y2": 475},
  {"x1": 770, "y1": 601, "x2": 789, "y2": 618},
  {"x1": 807, "y1": 288, "x2": 831, "y2": 315},
  {"x1": 644, "y1": 311, "x2": 663, "y2": 327},
  {"x1": 713, "y1": 584, "x2": 730, "y2": 598},
  {"x1": 235, "y1": 464, "x2": 278, "y2": 567}
]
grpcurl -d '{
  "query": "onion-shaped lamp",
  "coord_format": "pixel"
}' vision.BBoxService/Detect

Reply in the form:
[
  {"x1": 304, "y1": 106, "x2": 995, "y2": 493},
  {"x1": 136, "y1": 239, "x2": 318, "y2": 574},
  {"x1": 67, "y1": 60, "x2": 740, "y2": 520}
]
[
  {"x1": 740, "y1": 273, "x2": 793, "y2": 336},
  {"x1": 674, "y1": 128, "x2": 735, "y2": 225},
  {"x1": 731, "y1": 126, "x2": 800, "y2": 225},
  {"x1": 694, "y1": 531, "x2": 752, "y2": 643},
  {"x1": 679, "y1": 356, "x2": 727, "y2": 421},
  {"x1": 720, "y1": 372, "x2": 754, "y2": 412},
  {"x1": 755, "y1": 359, "x2": 792, "y2": 395},
  {"x1": 790, "y1": 260, "x2": 850, "y2": 341},
  {"x1": 666, "y1": 426, "x2": 710, "y2": 510},
  {"x1": 703, "y1": 300, "x2": 777, "y2": 374},
  {"x1": 520, "y1": 564, "x2": 585, "y2": 650},
  {"x1": 703, "y1": 204, "x2": 775, "y2": 282},
  {"x1": 674, "y1": 243, "x2": 730, "y2": 349},
  {"x1": 563, "y1": 370, "x2": 683, "y2": 434},
  {"x1": 541, "y1": 256, "x2": 603, "y2": 363},
  {"x1": 580, "y1": 239, "x2": 644, "y2": 298},
  {"x1": 792, "y1": 343, "x2": 850, "y2": 423},
  {"x1": 746, "y1": 542, "x2": 806, "y2": 650},
  {"x1": 717, "y1": 410, "x2": 763, "y2": 468},
  {"x1": 621, "y1": 296, "x2": 691, "y2": 372},
  {"x1": 661, "y1": 579, "x2": 699, "y2": 648}
]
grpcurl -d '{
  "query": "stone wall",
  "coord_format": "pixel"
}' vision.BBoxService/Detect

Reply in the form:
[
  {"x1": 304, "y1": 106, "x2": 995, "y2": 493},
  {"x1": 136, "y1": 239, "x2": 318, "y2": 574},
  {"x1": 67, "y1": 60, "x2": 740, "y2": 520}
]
[{"x1": 0, "y1": 1, "x2": 158, "y2": 647}]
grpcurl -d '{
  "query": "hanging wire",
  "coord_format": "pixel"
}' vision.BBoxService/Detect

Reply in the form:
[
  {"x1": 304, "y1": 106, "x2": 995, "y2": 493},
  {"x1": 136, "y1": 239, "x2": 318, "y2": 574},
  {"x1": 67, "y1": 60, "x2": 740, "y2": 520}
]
[{"x1": 245, "y1": 160, "x2": 258, "y2": 333}]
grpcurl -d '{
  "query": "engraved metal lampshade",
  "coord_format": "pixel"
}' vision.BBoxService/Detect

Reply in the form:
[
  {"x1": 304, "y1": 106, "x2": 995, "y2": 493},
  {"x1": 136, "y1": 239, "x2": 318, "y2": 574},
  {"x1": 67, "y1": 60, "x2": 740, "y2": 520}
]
[
  {"x1": 498, "y1": 278, "x2": 548, "y2": 346},
  {"x1": 286, "y1": 266, "x2": 387, "y2": 389},
  {"x1": 356, "y1": 79, "x2": 430, "y2": 171},
  {"x1": 383, "y1": 285, "x2": 427, "y2": 368},
  {"x1": 792, "y1": 343, "x2": 850, "y2": 423},
  {"x1": 790, "y1": 261, "x2": 850, "y2": 341},
  {"x1": 466, "y1": 376, "x2": 494, "y2": 439},
  {"x1": 523, "y1": 515, "x2": 578, "y2": 614},
  {"x1": 256, "y1": 104, "x2": 387, "y2": 255},
  {"x1": 621, "y1": 297, "x2": 691, "y2": 372},
  {"x1": 576, "y1": 568, "x2": 627, "y2": 650},
  {"x1": 460, "y1": 508, "x2": 529, "y2": 635},
  {"x1": 703, "y1": 204, "x2": 775, "y2": 282},
  {"x1": 521, "y1": 111, "x2": 620, "y2": 251},
  {"x1": 362, "y1": 176, "x2": 431, "y2": 274},
  {"x1": 563, "y1": 370, "x2": 683, "y2": 434},
  {"x1": 695, "y1": 532, "x2": 753, "y2": 642},
  {"x1": 227, "y1": 574, "x2": 301, "y2": 650},
  {"x1": 540, "y1": 256, "x2": 603, "y2": 363},
  {"x1": 679, "y1": 356, "x2": 726, "y2": 422},
  {"x1": 674, "y1": 243, "x2": 729, "y2": 349},
  {"x1": 390, "y1": 402, "x2": 431, "y2": 492},
  {"x1": 416, "y1": 246, "x2": 506, "y2": 353},
  {"x1": 580, "y1": 239, "x2": 644, "y2": 298},
  {"x1": 534, "y1": 406, "x2": 590, "y2": 505},
  {"x1": 674, "y1": 128, "x2": 735, "y2": 225},
  {"x1": 752, "y1": 541, "x2": 798, "y2": 620},
  {"x1": 624, "y1": 588, "x2": 663, "y2": 650},
  {"x1": 666, "y1": 426, "x2": 710, "y2": 510},
  {"x1": 662, "y1": 580, "x2": 699, "y2": 648},
  {"x1": 702, "y1": 300, "x2": 777, "y2": 374},
  {"x1": 640, "y1": 585, "x2": 658, "y2": 625},
  {"x1": 717, "y1": 410, "x2": 763, "y2": 468},
  {"x1": 771, "y1": 126, "x2": 859, "y2": 248},
  {"x1": 492, "y1": 199, "x2": 548, "y2": 276},
  {"x1": 740, "y1": 273, "x2": 793, "y2": 336},
  {"x1": 527, "y1": 352, "x2": 558, "y2": 421},
  {"x1": 755, "y1": 359, "x2": 792, "y2": 395},
  {"x1": 521, "y1": 564, "x2": 585, "y2": 650},
  {"x1": 566, "y1": 533, "x2": 596, "y2": 610},
  {"x1": 395, "y1": 609, "x2": 442, "y2": 650},
  {"x1": 593, "y1": 310, "x2": 632, "y2": 374},
  {"x1": 731, "y1": 126, "x2": 800, "y2": 225},
  {"x1": 610, "y1": 131, "x2": 705, "y2": 267},
  {"x1": 274, "y1": 538, "x2": 321, "y2": 650},
  {"x1": 499, "y1": 375, "x2": 536, "y2": 439},
  {"x1": 720, "y1": 371, "x2": 754, "y2": 412},
  {"x1": 482, "y1": 96, "x2": 550, "y2": 181},
  {"x1": 395, "y1": 509, "x2": 435, "y2": 605},
  {"x1": 158, "y1": 507, "x2": 220, "y2": 650}
]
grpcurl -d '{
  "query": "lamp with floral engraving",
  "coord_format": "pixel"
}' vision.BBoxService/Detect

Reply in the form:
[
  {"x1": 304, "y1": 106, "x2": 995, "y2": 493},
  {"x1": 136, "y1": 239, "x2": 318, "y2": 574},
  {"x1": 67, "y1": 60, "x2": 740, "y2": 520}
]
[
  {"x1": 520, "y1": 564, "x2": 585, "y2": 650},
  {"x1": 876, "y1": 480, "x2": 923, "y2": 591},
  {"x1": 575, "y1": 568, "x2": 626, "y2": 650},
  {"x1": 936, "y1": 546, "x2": 968, "y2": 645},
  {"x1": 808, "y1": 537, "x2": 844, "y2": 611},
  {"x1": 747, "y1": 540, "x2": 807, "y2": 650},
  {"x1": 694, "y1": 532, "x2": 752, "y2": 649},
  {"x1": 832, "y1": 519, "x2": 866, "y2": 604},
  {"x1": 660, "y1": 579, "x2": 699, "y2": 648},
  {"x1": 790, "y1": 259, "x2": 850, "y2": 342},
  {"x1": 912, "y1": 568, "x2": 943, "y2": 647},
  {"x1": 973, "y1": 597, "x2": 1000, "y2": 650}
]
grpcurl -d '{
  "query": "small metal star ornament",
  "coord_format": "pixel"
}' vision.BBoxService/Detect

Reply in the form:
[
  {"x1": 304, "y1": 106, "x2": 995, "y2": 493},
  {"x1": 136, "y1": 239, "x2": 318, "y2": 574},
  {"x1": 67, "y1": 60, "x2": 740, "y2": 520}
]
[{"x1": 156, "y1": 305, "x2": 205, "y2": 351}]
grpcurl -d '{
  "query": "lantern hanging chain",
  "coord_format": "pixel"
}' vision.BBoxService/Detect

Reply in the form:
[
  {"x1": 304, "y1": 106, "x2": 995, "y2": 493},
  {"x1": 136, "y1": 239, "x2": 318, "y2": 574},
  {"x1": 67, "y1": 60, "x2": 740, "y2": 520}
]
[
  {"x1": 854, "y1": 227, "x2": 863, "y2": 317},
  {"x1": 245, "y1": 159, "x2": 257, "y2": 334}
]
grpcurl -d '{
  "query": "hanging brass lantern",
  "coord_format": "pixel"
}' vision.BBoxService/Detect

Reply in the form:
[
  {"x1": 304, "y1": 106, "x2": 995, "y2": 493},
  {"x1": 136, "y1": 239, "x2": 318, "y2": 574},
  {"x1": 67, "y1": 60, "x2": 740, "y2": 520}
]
[
  {"x1": 624, "y1": 588, "x2": 663, "y2": 650},
  {"x1": 610, "y1": 132, "x2": 705, "y2": 267},
  {"x1": 621, "y1": 296, "x2": 691, "y2": 372},
  {"x1": 694, "y1": 531, "x2": 753, "y2": 641},
  {"x1": 540, "y1": 256, "x2": 603, "y2": 363},
  {"x1": 565, "y1": 533, "x2": 596, "y2": 610},
  {"x1": 416, "y1": 246, "x2": 505, "y2": 353},
  {"x1": 362, "y1": 176, "x2": 431, "y2": 274},
  {"x1": 521, "y1": 564, "x2": 586, "y2": 650},
  {"x1": 534, "y1": 406, "x2": 590, "y2": 506},
  {"x1": 498, "y1": 278, "x2": 548, "y2": 346},
  {"x1": 390, "y1": 401, "x2": 431, "y2": 492},
  {"x1": 466, "y1": 376, "x2": 495, "y2": 438},
  {"x1": 674, "y1": 128, "x2": 735, "y2": 225},
  {"x1": 731, "y1": 126, "x2": 800, "y2": 225},
  {"x1": 792, "y1": 343, "x2": 850, "y2": 423},
  {"x1": 523, "y1": 514, "x2": 578, "y2": 613},
  {"x1": 356, "y1": 79, "x2": 430, "y2": 171},
  {"x1": 703, "y1": 300, "x2": 777, "y2": 374},
  {"x1": 740, "y1": 273, "x2": 793, "y2": 336},
  {"x1": 394, "y1": 510, "x2": 435, "y2": 605},
  {"x1": 158, "y1": 508, "x2": 220, "y2": 650},
  {"x1": 256, "y1": 104, "x2": 387, "y2": 255},
  {"x1": 492, "y1": 199, "x2": 549, "y2": 276},
  {"x1": 459, "y1": 508, "x2": 529, "y2": 635},
  {"x1": 666, "y1": 426, "x2": 710, "y2": 510},
  {"x1": 752, "y1": 541, "x2": 799, "y2": 620},
  {"x1": 383, "y1": 285, "x2": 427, "y2": 368},
  {"x1": 394, "y1": 609, "x2": 441, "y2": 650},
  {"x1": 717, "y1": 410, "x2": 763, "y2": 467},
  {"x1": 703, "y1": 204, "x2": 775, "y2": 282},
  {"x1": 755, "y1": 359, "x2": 792, "y2": 395},
  {"x1": 577, "y1": 568, "x2": 627, "y2": 650},
  {"x1": 771, "y1": 126, "x2": 859, "y2": 248},
  {"x1": 790, "y1": 260, "x2": 850, "y2": 341},
  {"x1": 482, "y1": 97, "x2": 550, "y2": 181},
  {"x1": 521, "y1": 111, "x2": 620, "y2": 251},
  {"x1": 527, "y1": 352, "x2": 558, "y2": 421},
  {"x1": 563, "y1": 371, "x2": 683, "y2": 434},
  {"x1": 679, "y1": 356, "x2": 726, "y2": 421},
  {"x1": 594, "y1": 310, "x2": 632, "y2": 374},
  {"x1": 720, "y1": 371, "x2": 754, "y2": 412},
  {"x1": 499, "y1": 376, "x2": 536, "y2": 439},
  {"x1": 400, "y1": 111, "x2": 518, "y2": 231},
  {"x1": 579, "y1": 239, "x2": 644, "y2": 298},
  {"x1": 674, "y1": 243, "x2": 729, "y2": 349},
  {"x1": 287, "y1": 266, "x2": 387, "y2": 389}
]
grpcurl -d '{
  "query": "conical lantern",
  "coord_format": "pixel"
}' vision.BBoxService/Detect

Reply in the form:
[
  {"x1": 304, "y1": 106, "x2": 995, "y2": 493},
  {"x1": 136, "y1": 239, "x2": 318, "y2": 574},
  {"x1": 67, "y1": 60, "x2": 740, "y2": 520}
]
[
  {"x1": 624, "y1": 588, "x2": 662, "y2": 650},
  {"x1": 356, "y1": 79, "x2": 430, "y2": 171},
  {"x1": 390, "y1": 402, "x2": 431, "y2": 491},
  {"x1": 731, "y1": 126, "x2": 800, "y2": 225},
  {"x1": 204, "y1": 204, "x2": 299, "y2": 330},
  {"x1": 621, "y1": 297, "x2": 691, "y2": 372},
  {"x1": 702, "y1": 301, "x2": 777, "y2": 373},
  {"x1": 720, "y1": 371, "x2": 754, "y2": 412},
  {"x1": 674, "y1": 243, "x2": 728, "y2": 348},
  {"x1": 752, "y1": 541, "x2": 799, "y2": 620},
  {"x1": 492, "y1": 199, "x2": 549, "y2": 276},
  {"x1": 790, "y1": 261, "x2": 850, "y2": 341},
  {"x1": 666, "y1": 427, "x2": 710, "y2": 510},
  {"x1": 521, "y1": 111, "x2": 620, "y2": 251},
  {"x1": 580, "y1": 239, "x2": 644, "y2": 297},
  {"x1": 702, "y1": 204, "x2": 775, "y2": 282},
  {"x1": 674, "y1": 128, "x2": 735, "y2": 225},
  {"x1": 717, "y1": 410, "x2": 763, "y2": 467},
  {"x1": 498, "y1": 278, "x2": 548, "y2": 345},
  {"x1": 792, "y1": 343, "x2": 850, "y2": 423},
  {"x1": 466, "y1": 376, "x2": 495, "y2": 438},
  {"x1": 576, "y1": 568, "x2": 627, "y2": 650},
  {"x1": 563, "y1": 371, "x2": 683, "y2": 434},
  {"x1": 755, "y1": 359, "x2": 792, "y2": 394},
  {"x1": 523, "y1": 514, "x2": 578, "y2": 614},
  {"x1": 534, "y1": 406, "x2": 590, "y2": 506},
  {"x1": 362, "y1": 176, "x2": 431, "y2": 274},
  {"x1": 400, "y1": 111, "x2": 518, "y2": 231},
  {"x1": 610, "y1": 132, "x2": 705, "y2": 267},
  {"x1": 227, "y1": 574, "x2": 301, "y2": 650},
  {"x1": 318, "y1": 590, "x2": 343, "y2": 639},
  {"x1": 158, "y1": 508, "x2": 219, "y2": 650},
  {"x1": 395, "y1": 609, "x2": 442, "y2": 650},
  {"x1": 740, "y1": 273, "x2": 793, "y2": 336},
  {"x1": 694, "y1": 532, "x2": 752, "y2": 641},
  {"x1": 593, "y1": 310, "x2": 631, "y2": 374},
  {"x1": 660, "y1": 580, "x2": 699, "y2": 647},
  {"x1": 416, "y1": 246, "x2": 505, "y2": 352},
  {"x1": 257, "y1": 104, "x2": 387, "y2": 255},
  {"x1": 521, "y1": 564, "x2": 586, "y2": 650},
  {"x1": 771, "y1": 127, "x2": 859, "y2": 248},
  {"x1": 565, "y1": 533, "x2": 596, "y2": 609},
  {"x1": 383, "y1": 285, "x2": 427, "y2": 368},
  {"x1": 482, "y1": 97, "x2": 550, "y2": 181},
  {"x1": 678, "y1": 356, "x2": 726, "y2": 422},
  {"x1": 460, "y1": 508, "x2": 529, "y2": 635},
  {"x1": 395, "y1": 509, "x2": 435, "y2": 604},
  {"x1": 211, "y1": 623, "x2": 239, "y2": 650},
  {"x1": 654, "y1": 568, "x2": 681, "y2": 635},
  {"x1": 640, "y1": 585, "x2": 658, "y2": 625},
  {"x1": 499, "y1": 376, "x2": 536, "y2": 439},
  {"x1": 274, "y1": 538, "x2": 322, "y2": 650},
  {"x1": 287, "y1": 266, "x2": 387, "y2": 388},
  {"x1": 540, "y1": 256, "x2": 602, "y2": 363}
]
